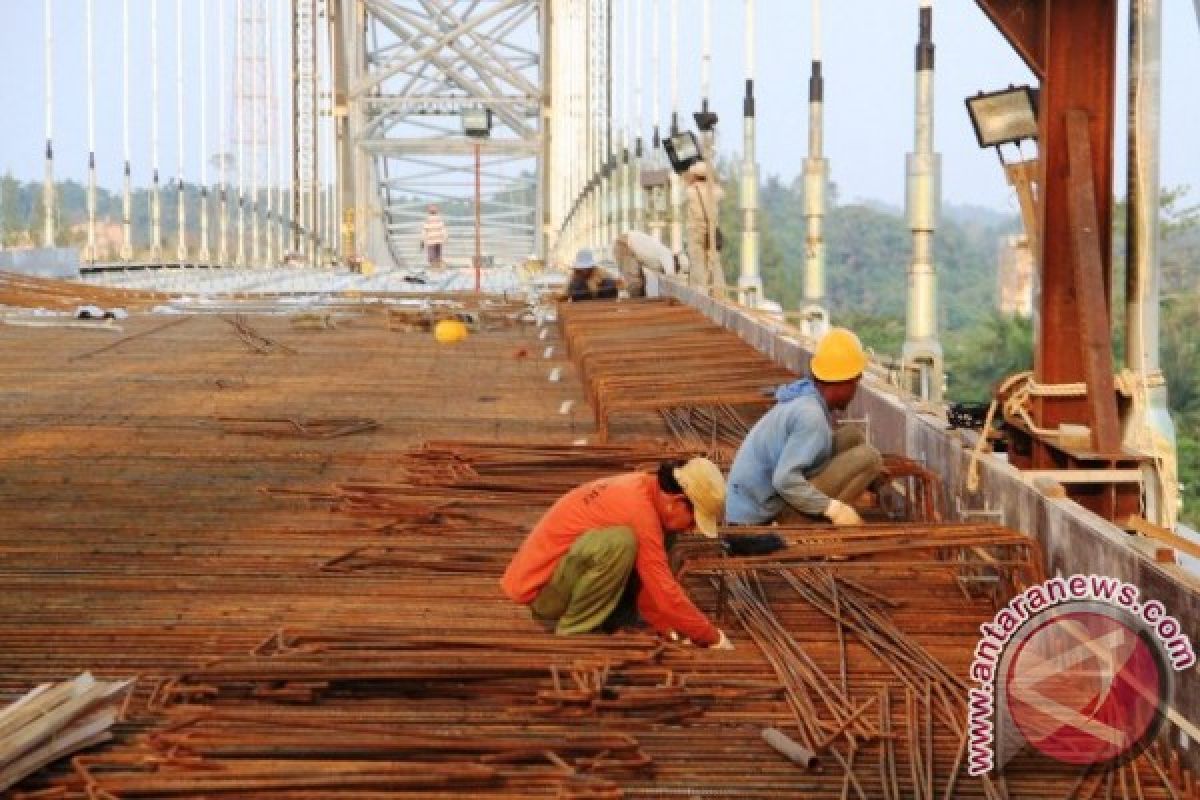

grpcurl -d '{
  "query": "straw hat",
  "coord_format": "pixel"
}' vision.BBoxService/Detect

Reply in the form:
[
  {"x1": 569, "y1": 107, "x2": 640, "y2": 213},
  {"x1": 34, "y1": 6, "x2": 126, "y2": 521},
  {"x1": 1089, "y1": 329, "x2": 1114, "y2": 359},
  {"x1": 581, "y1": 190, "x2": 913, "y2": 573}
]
[{"x1": 673, "y1": 457, "x2": 726, "y2": 538}]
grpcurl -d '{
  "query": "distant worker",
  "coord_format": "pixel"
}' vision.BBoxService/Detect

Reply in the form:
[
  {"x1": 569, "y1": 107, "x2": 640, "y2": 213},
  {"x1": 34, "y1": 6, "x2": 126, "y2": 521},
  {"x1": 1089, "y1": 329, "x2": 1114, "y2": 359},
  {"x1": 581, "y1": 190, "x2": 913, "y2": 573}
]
[
  {"x1": 565, "y1": 248, "x2": 619, "y2": 302},
  {"x1": 501, "y1": 458, "x2": 734, "y2": 649},
  {"x1": 726, "y1": 328, "x2": 882, "y2": 527},
  {"x1": 420, "y1": 205, "x2": 448, "y2": 269},
  {"x1": 614, "y1": 230, "x2": 679, "y2": 298},
  {"x1": 683, "y1": 161, "x2": 726, "y2": 298}
]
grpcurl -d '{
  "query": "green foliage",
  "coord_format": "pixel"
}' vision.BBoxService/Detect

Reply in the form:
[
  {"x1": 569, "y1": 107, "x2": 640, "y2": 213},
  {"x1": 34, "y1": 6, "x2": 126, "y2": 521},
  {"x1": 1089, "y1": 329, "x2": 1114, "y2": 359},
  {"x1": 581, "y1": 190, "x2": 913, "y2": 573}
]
[
  {"x1": 0, "y1": 172, "x2": 24, "y2": 246},
  {"x1": 944, "y1": 313, "x2": 1033, "y2": 404},
  {"x1": 838, "y1": 311, "x2": 905, "y2": 358},
  {"x1": 1162, "y1": 299, "x2": 1200, "y2": 416},
  {"x1": 714, "y1": 164, "x2": 1019, "y2": 344},
  {"x1": 1162, "y1": 298, "x2": 1200, "y2": 527},
  {"x1": 1179, "y1": 427, "x2": 1200, "y2": 529}
]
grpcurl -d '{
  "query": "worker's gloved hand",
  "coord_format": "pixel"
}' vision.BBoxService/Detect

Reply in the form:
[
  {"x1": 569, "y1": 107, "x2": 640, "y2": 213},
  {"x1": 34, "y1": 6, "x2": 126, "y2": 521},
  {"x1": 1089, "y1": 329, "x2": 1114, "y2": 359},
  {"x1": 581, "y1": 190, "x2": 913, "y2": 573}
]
[
  {"x1": 712, "y1": 630, "x2": 735, "y2": 650},
  {"x1": 824, "y1": 499, "x2": 863, "y2": 527}
]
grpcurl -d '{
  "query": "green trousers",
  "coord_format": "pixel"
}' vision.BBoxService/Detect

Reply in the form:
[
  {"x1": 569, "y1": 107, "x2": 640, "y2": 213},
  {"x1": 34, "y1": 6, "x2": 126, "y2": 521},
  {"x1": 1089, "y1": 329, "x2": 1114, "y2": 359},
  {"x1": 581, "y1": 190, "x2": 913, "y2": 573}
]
[{"x1": 530, "y1": 526, "x2": 637, "y2": 635}]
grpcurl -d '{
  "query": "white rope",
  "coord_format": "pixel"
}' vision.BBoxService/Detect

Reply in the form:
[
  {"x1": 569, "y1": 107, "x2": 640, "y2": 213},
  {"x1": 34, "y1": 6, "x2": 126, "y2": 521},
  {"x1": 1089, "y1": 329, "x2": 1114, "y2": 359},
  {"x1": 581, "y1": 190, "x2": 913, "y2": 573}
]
[{"x1": 960, "y1": 371, "x2": 1099, "y2": 494}]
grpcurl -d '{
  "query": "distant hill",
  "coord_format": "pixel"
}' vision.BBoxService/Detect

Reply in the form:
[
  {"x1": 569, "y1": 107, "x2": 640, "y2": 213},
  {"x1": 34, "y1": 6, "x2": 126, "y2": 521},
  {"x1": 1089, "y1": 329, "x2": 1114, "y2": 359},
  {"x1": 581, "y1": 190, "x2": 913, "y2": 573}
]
[{"x1": 717, "y1": 167, "x2": 1022, "y2": 342}]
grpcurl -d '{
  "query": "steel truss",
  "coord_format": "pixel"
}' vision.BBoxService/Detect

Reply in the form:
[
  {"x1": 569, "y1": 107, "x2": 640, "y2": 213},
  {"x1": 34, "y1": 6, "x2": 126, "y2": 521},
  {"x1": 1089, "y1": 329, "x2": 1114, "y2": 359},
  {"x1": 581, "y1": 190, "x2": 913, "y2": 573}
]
[{"x1": 340, "y1": 0, "x2": 543, "y2": 268}]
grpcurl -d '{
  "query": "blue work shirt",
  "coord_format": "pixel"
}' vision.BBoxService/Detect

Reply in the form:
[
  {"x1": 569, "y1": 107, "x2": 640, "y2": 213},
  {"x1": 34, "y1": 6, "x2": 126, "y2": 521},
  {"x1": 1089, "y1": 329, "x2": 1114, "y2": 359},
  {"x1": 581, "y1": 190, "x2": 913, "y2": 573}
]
[{"x1": 725, "y1": 379, "x2": 835, "y2": 524}]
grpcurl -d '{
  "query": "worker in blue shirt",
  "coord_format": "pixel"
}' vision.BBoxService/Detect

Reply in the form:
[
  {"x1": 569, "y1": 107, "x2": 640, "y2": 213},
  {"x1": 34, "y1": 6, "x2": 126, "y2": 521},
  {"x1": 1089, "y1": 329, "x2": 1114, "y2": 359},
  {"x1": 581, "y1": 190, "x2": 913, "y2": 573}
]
[{"x1": 726, "y1": 328, "x2": 882, "y2": 527}]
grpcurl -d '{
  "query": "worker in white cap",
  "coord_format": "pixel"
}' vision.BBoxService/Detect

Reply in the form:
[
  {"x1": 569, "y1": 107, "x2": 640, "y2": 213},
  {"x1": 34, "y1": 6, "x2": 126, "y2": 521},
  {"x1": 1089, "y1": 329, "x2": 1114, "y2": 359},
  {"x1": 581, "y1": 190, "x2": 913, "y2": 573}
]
[
  {"x1": 502, "y1": 457, "x2": 734, "y2": 649},
  {"x1": 565, "y1": 248, "x2": 618, "y2": 302},
  {"x1": 726, "y1": 327, "x2": 882, "y2": 526},
  {"x1": 683, "y1": 161, "x2": 726, "y2": 298}
]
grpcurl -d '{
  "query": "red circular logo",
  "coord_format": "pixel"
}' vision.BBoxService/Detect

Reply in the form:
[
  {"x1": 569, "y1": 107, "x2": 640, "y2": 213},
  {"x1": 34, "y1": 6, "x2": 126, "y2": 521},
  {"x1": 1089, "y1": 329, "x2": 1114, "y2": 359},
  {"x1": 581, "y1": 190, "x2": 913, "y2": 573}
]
[{"x1": 1003, "y1": 607, "x2": 1167, "y2": 767}]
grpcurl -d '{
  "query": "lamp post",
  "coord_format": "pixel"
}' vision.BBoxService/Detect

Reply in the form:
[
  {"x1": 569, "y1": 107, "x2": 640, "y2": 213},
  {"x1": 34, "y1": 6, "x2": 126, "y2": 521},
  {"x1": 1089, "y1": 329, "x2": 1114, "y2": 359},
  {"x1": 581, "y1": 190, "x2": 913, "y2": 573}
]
[
  {"x1": 463, "y1": 108, "x2": 493, "y2": 293},
  {"x1": 901, "y1": 0, "x2": 942, "y2": 404},
  {"x1": 801, "y1": 0, "x2": 830, "y2": 340}
]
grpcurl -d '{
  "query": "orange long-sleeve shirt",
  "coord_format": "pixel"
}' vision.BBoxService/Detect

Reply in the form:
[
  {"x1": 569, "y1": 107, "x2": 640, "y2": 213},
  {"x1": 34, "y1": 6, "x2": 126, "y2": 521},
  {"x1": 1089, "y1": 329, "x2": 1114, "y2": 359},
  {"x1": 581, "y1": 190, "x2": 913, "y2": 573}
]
[{"x1": 501, "y1": 472, "x2": 719, "y2": 646}]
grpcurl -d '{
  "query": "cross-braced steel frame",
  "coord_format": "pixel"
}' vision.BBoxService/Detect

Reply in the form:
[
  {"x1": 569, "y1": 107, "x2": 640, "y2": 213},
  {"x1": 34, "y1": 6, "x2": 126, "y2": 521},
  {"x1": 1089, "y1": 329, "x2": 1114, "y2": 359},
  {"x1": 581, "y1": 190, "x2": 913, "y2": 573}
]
[{"x1": 337, "y1": 0, "x2": 544, "y2": 268}]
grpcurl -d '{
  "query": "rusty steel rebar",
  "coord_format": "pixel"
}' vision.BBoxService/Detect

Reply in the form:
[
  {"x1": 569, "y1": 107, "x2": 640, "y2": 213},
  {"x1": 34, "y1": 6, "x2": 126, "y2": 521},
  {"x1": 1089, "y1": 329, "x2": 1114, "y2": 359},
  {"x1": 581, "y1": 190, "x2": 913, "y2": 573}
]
[{"x1": 0, "y1": 282, "x2": 1193, "y2": 799}]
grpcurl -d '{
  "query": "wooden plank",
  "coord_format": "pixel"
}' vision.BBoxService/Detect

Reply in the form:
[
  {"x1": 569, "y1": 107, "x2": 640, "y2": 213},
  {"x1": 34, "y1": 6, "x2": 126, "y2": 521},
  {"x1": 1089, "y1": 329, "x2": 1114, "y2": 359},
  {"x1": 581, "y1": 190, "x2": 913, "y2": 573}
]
[
  {"x1": 1064, "y1": 109, "x2": 1122, "y2": 454},
  {"x1": 1123, "y1": 514, "x2": 1200, "y2": 560},
  {"x1": 0, "y1": 673, "x2": 133, "y2": 792},
  {"x1": 1024, "y1": 469, "x2": 1143, "y2": 484}
]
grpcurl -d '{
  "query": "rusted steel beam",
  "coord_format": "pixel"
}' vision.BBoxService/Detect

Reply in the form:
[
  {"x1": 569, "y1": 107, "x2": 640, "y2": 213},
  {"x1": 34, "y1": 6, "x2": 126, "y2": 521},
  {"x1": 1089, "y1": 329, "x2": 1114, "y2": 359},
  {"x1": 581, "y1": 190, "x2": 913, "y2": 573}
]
[
  {"x1": 1033, "y1": 0, "x2": 1118, "y2": 448},
  {"x1": 974, "y1": 0, "x2": 1046, "y2": 77}
]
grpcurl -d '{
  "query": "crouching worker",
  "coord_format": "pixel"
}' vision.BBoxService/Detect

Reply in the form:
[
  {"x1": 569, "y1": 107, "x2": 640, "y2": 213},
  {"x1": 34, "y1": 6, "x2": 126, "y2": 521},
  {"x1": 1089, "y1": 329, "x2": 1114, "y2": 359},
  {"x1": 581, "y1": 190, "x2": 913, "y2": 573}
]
[
  {"x1": 501, "y1": 458, "x2": 734, "y2": 649},
  {"x1": 565, "y1": 248, "x2": 619, "y2": 302},
  {"x1": 726, "y1": 327, "x2": 883, "y2": 527}
]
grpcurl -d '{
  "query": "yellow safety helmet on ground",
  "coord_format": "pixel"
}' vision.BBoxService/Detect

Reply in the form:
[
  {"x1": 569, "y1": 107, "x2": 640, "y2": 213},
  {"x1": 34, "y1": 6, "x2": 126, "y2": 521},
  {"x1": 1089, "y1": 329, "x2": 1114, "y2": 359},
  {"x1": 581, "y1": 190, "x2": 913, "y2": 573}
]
[
  {"x1": 809, "y1": 327, "x2": 868, "y2": 383},
  {"x1": 434, "y1": 318, "x2": 469, "y2": 344}
]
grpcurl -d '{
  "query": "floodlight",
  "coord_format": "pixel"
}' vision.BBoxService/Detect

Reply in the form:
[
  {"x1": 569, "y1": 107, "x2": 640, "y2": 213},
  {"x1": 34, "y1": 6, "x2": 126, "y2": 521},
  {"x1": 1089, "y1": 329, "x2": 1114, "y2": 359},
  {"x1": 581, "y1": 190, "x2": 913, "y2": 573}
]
[
  {"x1": 461, "y1": 108, "x2": 493, "y2": 138},
  {"x1": 965, "y1": 86, "x2": 1038, "y2": 149},
  {"x1": 664, "y1": 131, "x2": 702, "y2": 174}
]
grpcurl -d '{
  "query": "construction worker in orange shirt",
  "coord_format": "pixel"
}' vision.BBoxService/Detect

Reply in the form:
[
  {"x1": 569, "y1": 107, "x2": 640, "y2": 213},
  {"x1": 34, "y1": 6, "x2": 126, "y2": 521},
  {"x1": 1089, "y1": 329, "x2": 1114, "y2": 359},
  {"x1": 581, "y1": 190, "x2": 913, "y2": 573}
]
[{"x1": 501, "y1": 457, "x2": 734, "y2": 649}]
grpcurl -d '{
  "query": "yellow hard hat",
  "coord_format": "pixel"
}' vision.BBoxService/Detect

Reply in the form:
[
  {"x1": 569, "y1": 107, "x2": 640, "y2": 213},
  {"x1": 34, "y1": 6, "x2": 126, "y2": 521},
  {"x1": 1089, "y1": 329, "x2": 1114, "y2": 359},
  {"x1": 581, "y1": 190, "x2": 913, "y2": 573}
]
[
  {"x1": 809, "y1": 327, "x2": 868, "y2": 382},
  {"x1": 673, "y1": 457, "x2": 726, "y2": 538},
  {"x1": 434, "y1": 318, "x2": 469, "y2": 344}
]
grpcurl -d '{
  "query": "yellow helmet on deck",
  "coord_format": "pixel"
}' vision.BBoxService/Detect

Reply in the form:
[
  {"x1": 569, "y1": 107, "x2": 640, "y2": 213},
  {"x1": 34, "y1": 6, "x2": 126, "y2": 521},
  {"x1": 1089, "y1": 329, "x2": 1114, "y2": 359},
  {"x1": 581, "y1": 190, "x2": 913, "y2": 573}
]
[
  {"x1": 810, "y1": 328, "x2": 868, "y2": 382},
  {"x1": 434, "y1": 319, "x2": 469, "y2": 344}
]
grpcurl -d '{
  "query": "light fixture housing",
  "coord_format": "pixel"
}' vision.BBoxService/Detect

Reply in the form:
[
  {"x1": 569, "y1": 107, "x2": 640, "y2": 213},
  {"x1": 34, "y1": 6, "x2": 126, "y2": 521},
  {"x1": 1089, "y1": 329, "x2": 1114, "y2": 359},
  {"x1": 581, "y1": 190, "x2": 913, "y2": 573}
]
[
  {"x1": 461, "y1": 108, "x2": 493, "y2": 138},
  {"x1": 640, "y1": 167, "x2": 670, "y2": 190},
  {"x1": 965, "y1": 86, "x2": 1039, "y2": 149},
  {"x1": 663, "y1": 131, "x2": 702, "y2": 174}
]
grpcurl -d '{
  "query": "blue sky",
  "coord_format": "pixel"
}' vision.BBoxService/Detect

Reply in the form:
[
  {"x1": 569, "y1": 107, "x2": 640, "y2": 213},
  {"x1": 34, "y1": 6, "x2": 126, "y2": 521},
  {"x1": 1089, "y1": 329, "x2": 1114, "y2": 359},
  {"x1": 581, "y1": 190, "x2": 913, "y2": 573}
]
[{"x1": 1, "y1": 1, "x2": 1197, "y2": 212}]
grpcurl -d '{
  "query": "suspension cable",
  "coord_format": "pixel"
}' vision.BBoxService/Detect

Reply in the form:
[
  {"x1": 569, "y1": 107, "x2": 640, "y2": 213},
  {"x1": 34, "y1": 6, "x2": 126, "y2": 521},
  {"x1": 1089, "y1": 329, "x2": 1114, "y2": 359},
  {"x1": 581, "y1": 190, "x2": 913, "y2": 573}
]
[
  {"x1": 151, "y1": 0, "x2": 163, "y2": 259},
  {"x1": 669, "y1": 0, "x2": 682, "y2": 255},
  {"x1": 276, "y1": 0, "x2": 287, "y2": 262},
  {"x1": 85, "y1": 0, "x2": 97, "y2": 263},
  {"x1": 121, "y1": 0, "x2": 134, "y2": 261},
  {"x1": 177, "y1": 0, "x2": 189, "y2": 262},
  {"x1": 236, "y1": 0, "x2": 246, "y2": 266},
  {"x1": 265, "y1": 0, "x2": 275, "y2": 266},
  {"x1": 652, "y1": 0, "x2": 660, "y2": 145},
  {"x1": 218, "y1": 0, "x2": 229, "y2": 264},
  {"x1": 43, "y1": 0, "x2": 56, "y2": 248},
  {"x1": 701, "y1": 0, "x2": 712, "y2": 107},
  {"x1": 251, "y1": 0, "x2": 261, "y2": 267},
  {"x1": 200, "y1": 0, "x2": 211, "y2": 261}
]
